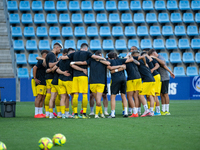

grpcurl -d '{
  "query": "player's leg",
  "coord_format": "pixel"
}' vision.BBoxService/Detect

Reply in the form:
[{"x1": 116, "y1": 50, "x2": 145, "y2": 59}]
[
  {"x1": 126, "y1": 80, "x2": 134, "y2": 115},
  {"x1": 39, "y1": 95, "x2": 46, "y2": 117},
  {"x1": 49, "y1": 87, "x2": 58, "y2": 119},
  {"x1": 160, "y1": 80, "x2": 169, "y2": 115},
  {"x1": 44, "y1": 79, "x2": 52, "y2": 118},
  {"x1": 102, "y1": 93, "x2": 109, "y2": 115},
  {"x1": 108, "y1": 94, "x2": 116, "y2": 118},
  {"x1": 154, "y1": 96, "x2": 161, "y2": 116},
  {"x1": 135, "y1": 79, "x2": 142, "y2": 115},
  {"x1": 120, "y1": 80, "x2": 128, "y2": 117},
  {"x1": 89, "y1": 92, "x2": 95, "y2": 115}
]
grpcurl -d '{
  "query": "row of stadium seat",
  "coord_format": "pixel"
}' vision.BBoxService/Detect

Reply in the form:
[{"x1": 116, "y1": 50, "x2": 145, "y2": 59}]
[
  {"x1": 7, "y1": 1, "x2": 200, "y2": 12},
  {"x1": 15, "y1": 52, "x2": 200, "y2": 66},
  {"x1": 13, "y1": 39, "x2": 200, "y2": 51},
  {"x1": 17, "y1": 65, "x2": 200, "y2": 78},
  {"x1": 9, "y1": 13, "x2": 200, "y2": 24},
  {"x1": 11, "y1": 26, "x2": 200, "y2": 38}
]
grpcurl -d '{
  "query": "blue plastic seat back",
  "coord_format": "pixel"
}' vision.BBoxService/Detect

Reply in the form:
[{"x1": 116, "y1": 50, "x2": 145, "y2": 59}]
[
  {"x1": 21, "y1": 14, "x2": 32, "y2": 24},
  {"x1": 34, "y1": 14, "x2": 45, "y2": 24},
  {"x1": 130, "y1": 1, "x2": 141, "y2": 11},
  {"x1": 158, "y1": 53, "x2": 169, "y2": 63},
  {"x1": 87, "y1": 27, "x2": 98, "y2": 37},
  {"x1": 16, "y1": 54, "x2": 27, "y2": 65},
  {"x1": 121, "y1": 13, "x2": 132, "y2": 24},
  {"x1": 19, "y1": 1, "x2": 30, "y2": 11},
  {"x1": 174, "y1": 67, "x2": 185, "y2": 76},
  {"x1": 109, "y1": 13, "x2": 120, "y2": 24},
  {"x1": 118, "y1": 1, "x2": 129, "y2": 11},
  {"x1": 44, "y1": 1, "x2": 55, "y2": 11},
  {"x1": 155, "y1": 1, "x2": 166, "y2": 10},
  {"x1": 134, "y1": 13, "x2": 145, "y2": 24},
  {"x1": 103, "y1": 40, "x2": 114, "y2": 51},
  {"x1": 106, "y1": 1, "x2": 117, "y2": 11},
  {"x1": 7, "y1": 1, "x2": 18, "y2": 11},
  {"x1": 167, "y1": 1, "x2": 178, "y2": 10},
  {"x1": 143, "y1": 1, "x2": 153, "y2": 11},
  {"x1": 28, "y1": 54, "x2": 39, "y2": 65},
  {"x1": 119, "y1": 53, "x2": 127, "y2": 58},
  {"x1": 112, "y1": 26, "x2": 123, "y2": 37},
  {"x1": 96, "y1": 13, "x2": 108, "y2": 24},
  {"x1": 59, "y1": 14, "x2": 70, "y2": 24},
  {"x1": 141, "y1": 39, "x2": 152, "y2": 49},
  {"x1": 125, "y1": 26, "x2": 136, "y2": 37},
  {"x1": 69, "y1": 1, "x2": 80, "y2": 11},
  {"x1": 84, "y1": 14, "x2": 95, "y2": 24},
  {"x1": 191, "y1": 39, "x2": 200, "y2": 49},
  {"x1": 49, "y1": 27, "x2": 60, "y2": 37},
  {"x1": 81, "y1": 1, "x2": 92, "y2": 11},
  {"x1": 191, "y1": 0, "x2": 200, "y2": 10},
  {"x1": 158, "y1": 13, "x2": 170, "y2": 23},
  {"x1": 9, "y1": 14, "x2": 20, "y2": 24},
  {"x1": 90, "y1": 40, "x2": 101, "y2": 50},
  {"x1": 187, "y1": 26, "x2": 198, "y2": 36},
  {"x1": 166, "y1": 39, "x2": 177, "y2": 49},
  {"x1": 100, "y1": 26, "x2": 111, "y2": 37},
  {"x1": 62, "y1": 27, "x2": 73, "y2": 37},
  {"x1": 37, "y1": 27, "x2": 48, "y2": 37},
  {"x1": 178, "y1": 39, "x2": 190, "y2": 49},
  {"x1": 195, "y1": 53, "x2": 200, "y2": 63},
  {"x1": 150, "y1": 26, "x2": 161, "y2": 36},
  {"x1": 137, "y1": 26, "x2": 148, "y2": 36},
  {"x1": 162, "y1": 26, "x2": 173, "y2": 36},
  {"x1": 14, "y1": 40, "x2": 24, "y2": 51},
  {"x1": 72, "y1": 14, "x2": 83, "y2": 24},
  {"x1": 195, "y1": 13, "x2": 200, "y2": 23},
  {"x1": 12, "y1": 27, "x2": 22, "y2": 37},
  {"x1": 146, "y1": 13, "x2": 157, "y2": 23},
  {"x1": 32, "y1": 1, "x2": 43, "y2": 11},
  {"x1": 24, "y1": 27, "x2": 35, "y2": 37},
  {"x1": 183, "y1": 13, "x2": 194, "y2": 23},
  {"x1": 179, "y1": 0, "x2": 190, "y2": 10},
  {"x1": 39, "y1": 40, "x2": 50, "y2": 50},
  {"x1": 74, "y1": 27, "x2": 86, "y2": 37},
  {"x1": 187, "y1": 67, "x2": 198, "y2": 76},
  {"x1": 18, "y1": 68, "x2": 29, "y2": 78},
  {"x1": 94, "y1": 1, "x2": 104, "y2": 11},
  {"x1": 171, "y1": 13, "x2": 182, "y2": 23},
  {"x1": 153, "y1": 39, "x2": 165, "y2": 49},
  {"x1": 174, "y1": 26, "x2": 186, "y2": 36},
  {"x1": 183, "y1": 52, "x2": 194, "y2": 63},
  {"x1": 77, "y1": 40, "x2": 88, "y2": 50},
  {"x1": 47, "y1": 14, "x2": 58, "y2": 24},
  {"x1": 26, "y1": 40, "x2": 37, "y2": 51},
  {"x1": 57, "y1": 1, "x2": 67, "y2": 11},
  {"x1": 64, "y1": 40, "x2": 76, "y2": 49},
  {"x1": 115, "y1": 40, "x2": 126, "y2": 50},
  {"x1": 170, "y1": 53, "x2": 182, "y2": 63},
  {"x1": 128, "y1": 39, "x2": 139, "y2": 49}
]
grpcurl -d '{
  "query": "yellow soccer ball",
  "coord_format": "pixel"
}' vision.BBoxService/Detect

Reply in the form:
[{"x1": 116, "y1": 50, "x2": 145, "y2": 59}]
[
  {"x1": 52, "y1": 133, "x2": 66, "y2": 146},
  {"x1": 0, "y1": 141, "x2": 7, "y2": 150},
  {"x1": 38, "y1": 137, "x2": 53, "y2": 150}
]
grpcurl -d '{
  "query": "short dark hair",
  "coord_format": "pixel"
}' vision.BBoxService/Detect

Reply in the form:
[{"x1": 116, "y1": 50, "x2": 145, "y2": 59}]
[
  {"x1": 95, "y1": 50, "x2": 101, "y2": 56},
  {"x1": 53, "y1": 42, "x2": 63, "y2": 48},
  {"x1": 67, "y1": 48, "x2": 75, "y2": 54},
  {"x1": 141, "y1": 51, "x2": 147, "y2": 56},
  {"x1": 41, "y1": 50, "x2": 49, "y2": 55},
  {"x1": 80, "y1": 43, "x2": 88, "y2": 49},
  {"x1": 142, "y1": 48, "x2": 150, "y2": 52},
  {"x1": 130, "y1": 46, "x2": 138, "y2": 51},
  {"x1": 131, "y1": 50, "x2": 140, "y2": 56},
  {"x1": 108, "y1": 52, "x2": 117, "y2": 59},
  {"x1": 63, "y1": 49, "x2": 68, "y2": 54},
  {"x1": 148, "y1": 49, "x2": 156, "y2": 55}
]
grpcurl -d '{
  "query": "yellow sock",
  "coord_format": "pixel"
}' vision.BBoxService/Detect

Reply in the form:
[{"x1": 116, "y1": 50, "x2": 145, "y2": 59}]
[
  {"x1": 95, "y1": 106, "x2": 100, "y2": 115},
  {"x1": 153, "y1": 102, "x2": 156, "y2": 111},
  {"x1": 100, "y1": 106, "x2": 103, "y2": 114},
  {"x1": 71, "y1": 105, "x2": 74, "y2": 112},
  {"x1": 122, "y1": 102, "x2": 124, "y2": 111},
  {"x1": 82, "y1": 94, "x2": 88, "y2": 113},
  {"x1": 65, "y1": 108, "x2": 69, "y2": 112},
  {"x1": 61, "y1": 106, "x2": 65, "y2": 114},
  {"x1": 73, "y1": 94, "x2": 78, "y2": 114},
  {"x1": 45, "y1": 106, "x2": 49, "y2": 112},
  {"x1": 147, "y1": 101, "x2": 150, "y2": 109},
  {"x1": 49, "y1": 108, "x2": 53, "y2": 113},
  {"x1": 45, "y1": 93, "x2": 51, "y2": 112}
]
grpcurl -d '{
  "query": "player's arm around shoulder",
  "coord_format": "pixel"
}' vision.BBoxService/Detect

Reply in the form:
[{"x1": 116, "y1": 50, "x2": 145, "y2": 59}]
[
  {"x1": 125, "y1": 55, "x2": 140, "y2": 65},
  {"x1": 99, "y1": 59, "x2": 111, "y2": 66},
  {"x1": 110, "y1": 64, "x2": 126, "y2": 74}
]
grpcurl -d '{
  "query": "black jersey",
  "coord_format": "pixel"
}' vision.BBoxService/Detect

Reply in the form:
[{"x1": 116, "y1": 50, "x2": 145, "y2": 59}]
[
  {"x1": 126, "y1": 61, "x2": 141, "y2": 81},
  {"x1": 146, "y1": 58, "x2": 159, "y2": 76},
  {"x1": 45, "y1": 52, "x2": 57, "y2": 79},
  {"x1": 35, "y1": 60, "x2": 46, "y2": 85},
  {"x1": 58, "y1": 59, "x2": 73, "y2": 81}
]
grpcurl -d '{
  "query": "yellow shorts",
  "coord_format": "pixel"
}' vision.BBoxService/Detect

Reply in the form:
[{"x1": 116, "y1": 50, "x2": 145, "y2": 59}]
[
  {"x1": 51, "y1": 84, "x2": 60, "y2": 93},
  {"x1": 134, "y1": 78, "x2": 142, "y2": 92},
  {"x1": 72, "y1": 76, "x2": 88, "y2": 93},
  {"x1": 58, "y1": 79, "x2": 73, "y2": 95},
  {"x1": 46, "y1": 79, "x2": 53, "y2": 89},
  {"x1": 31, "y1": 79, "x2": 46, "y2": 96},
  {"x1": 31, "y1": 79, "x2": 37, "y2": 97},
  {"x1": 126, "y1": 80, "x2": 135, "y2": 92},
  {"x1": 154, "y1": 74, "x2": 162, "y2": 96},
  {"x1": 139, "y1": 82, "x2": 155, "y2": 96},
  {"x1": 90, "y1": 84, "x2": 105, "y2": 93}
]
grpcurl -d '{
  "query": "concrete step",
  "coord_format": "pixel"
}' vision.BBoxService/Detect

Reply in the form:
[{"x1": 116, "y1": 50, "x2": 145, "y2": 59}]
[
  {"x1": 0, "y1": 23, "x2": 8, "y2": 36},
  {"x1": 0, "y1": 1, "x2": 3, "y2": 10},
  {"x1": 0, "y1": 10, "x2": 6, "y2": 23}
]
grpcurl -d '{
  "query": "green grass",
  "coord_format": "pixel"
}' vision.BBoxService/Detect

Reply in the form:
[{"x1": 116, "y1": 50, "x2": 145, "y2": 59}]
[{"x1": 0, "y1": 101, "x2": 200, "y2": 150}]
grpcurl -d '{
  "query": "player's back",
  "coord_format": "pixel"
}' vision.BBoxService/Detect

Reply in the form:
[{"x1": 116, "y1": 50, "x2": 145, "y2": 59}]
[
  {"x1": 146, "y1": 58, "x2": 159, "y2": 76},
  {"x1": 126, "y1": 61, "x2": 141, "y2": 81},
  {"x1": 45, "y1": 52, "x2": 56, "y2": 79},
  {"x1": 36, "y1": 60, "x2": 46, "y2": 85},
  {"x1": 58, "y1": 59, "x2": 73, "y2": 81}
]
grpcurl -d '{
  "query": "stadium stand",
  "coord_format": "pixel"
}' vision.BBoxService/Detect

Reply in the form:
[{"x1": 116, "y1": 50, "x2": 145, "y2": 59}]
[
  {"x1": 47, "y1": 14, "x2": 58, "y2": 24},
  {"x1": 74, "y1": 27, "x2": 85, "y2": 37},
  {"x1": 179, "y1": 0, "x2": 190, "y2": 10},
  {"x1": 171, "y1": 13, "x2": 182, "y2": 23},
  {"x1": 87, "y1": 26, "x2": 98, "y2": 37},
  {"x1": 32, "y1": 1, "x2": 43, "y2": 11},
  {"x1": 143, "y1": 1, "x2": 154, "y2": 11},
  {"x1": 155, "y1": 1, "x2": 166, "y2": 10},
  {"x1": 115, "y1": 40, "x2": 127, "y2": 51},
  {"x1": 130, "y1": 1, "x2": 141, "y2": 11},
  {"x1": 112, "y1": 26, "x2": 123, "y2": 37},
  {"x1": 13, "y1": 40, "x2": 24, "y2": 51},
  {"x1": 167, "y1": 1, "x2": 178, "y2": 10},
  {"x1": 96, "y1": 13, "x2": 107, "y2": 24},
  {"x1": 178, "y1": 39, "x2": 190, "y2": 50},
  {"x1": 166, "y1": 39, "x2": 177, "y2": 50},
  {"x1": 7, "y1": 1, "x2": 18, "y2": 11},
  {"x1": 162, "y1": 26, "x2": 173, "y2": 36},
  {"x1": 90, "y1": 40, "x2": 101, "y2": 51},
  {"x1": 19, "y1": 1, "x2": 30, "y2": 11},
  {"x1": 93, "y1": 1, "x2": 104, "y2": 11},
  {"x1": 146, "y1": 13, "x2": 157, "y2": 24},
  {"x1": 59, "y1": 14, "x2": 70, "y2": 24},
  {"x1": 186, "y1": 67, "x2": 198, "y2": 76},
  {"x1": 187, "y1": 26, "x2": 199, "y2": 36},
  {"x1": 12, "y1": 27, "x2": 22, "y2": 37},
  {"x1": 44, "y1": 1, "x2": 55, "y2": 11},
  {"x1": 24, "y1": 27, "x2": 35, "y2": 37},
  {"x1": 109, "y1": 13, "x2": 120, "y2": 24},
  {"x1": 158, "y1": 13, "x2": 170, "y2": 24},
  {"x1": 21, "y1": 14, "x2": 32, "y2": 24},
  {"x1": 49, "y1": 27, "x2": 60, "y2": 37},
  {"x1": 183, "y1": 13, "x2": 194, "y2": 23},
  {"x1": 118, "y1": 53, "x2": 127, "y2": 58},
  {"x1": 18, "y1": 68, "x2": 29, "y2": 78},
  {"x1": 118, "y1": 1, "x2": 129, "y2": 11},
  {"x1": 56, "y1": 1, "x2": 67, "y2": 11},
  {"x1": 191, "y1": 39, "x2": 200, "y2": 49},
  {"x1": 141, "y1": 39, "x2": 152, "y2": 49},
  {"x1": 100, "y1": 26, "x2": 111, "y2": 37},
  {"x1": 106, "y1": 1, "x2": 117, "y2": 11},
  {"x1": 128, "y1": 39, "x2": 139, "y2": 49},
  {"x1": 174, "y1": 67, "x2": 185, "y2": 76},
  {"x1": 153, "y1": 39, "x2": 165, "y2": 50},
  {"x1": 137, "y1": 26, "x2": 148, "y2": 37},
  {"x1": 134, "y1": 13, "x2": 145, "y2": 24},
  {"x1": 121, "y1": 13, "x2": 132, "y2": 24},
  {"x1": 170, "y1": 53, "x2": 182, "y2": 64},
  {"x1": 72, "y1": 14, "x2": 82, "y2": 24},
  {"x1": 183, "y1": 52, "x2": 195, "y2": 64},
  {"x1": 125, "y1": 26, "x2": 136, "y2": 37},
  {"x1": 84, "y1": 14, "x2": 95, "y2": 24},
  {"x1": 9, "y1": 14, "x2": 20, "y2": 24},
  {"x1": 39, "y1": 40, "x2": 50, "y2": 51},
  {"x1": 191, "y1": 1, "x2": 200, "y2": 10},
  {"x1": 103, "y1": 40, "x2": 114, "y2": 51},
  {"x1": 16, "y1": 54, "x2": 27, "y2": 65},
  {"x1": 81, "y1": 1, "x2": 92, "y2": 11},
  {"x1": 34, "y1": 14, "x2": 45, "y2": 24},
  {"x1": 69, "y1": 1, "x2": 80, "y2": 11},
  {"x1": 174, "y1": 26, "x2": 186, "y2": 36},
  {"x1": 62, "y1": 27, "x2": 73, "y2": 37},
  {"x1": 30, "y1": 68, "x2": 33, "y2": 78},
  {"x1": 26, "y1": 40, "x2": 37, "y2": 51},
  {"x1": 64, "y1": 40, "x2": 76, "y2": 49},
  {"x1": 28, "y1": 54, "x2": 39, "y2": 65},
  {"x1": 36, "y1": 27, "x2": 48, "y2": 38},
  {"x1": 150, "y1": 26, "x2": 161, "y2": 36},
  {"x1": 195, "y1": 53, "x2": 200, "y2": 63},
  {"x1": 77, "y1": 40, "x2": 88, "y2": 50}
]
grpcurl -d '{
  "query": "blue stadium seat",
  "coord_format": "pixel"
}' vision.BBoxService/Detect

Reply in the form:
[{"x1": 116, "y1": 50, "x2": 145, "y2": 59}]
[
  {"x1": 34, "y1": 14, "x2": 45, "y2": 24},
  {"x1": 166, "y1": 39, "x2": 177, "y2": 50},
  {"x1": 158, "y1": 53, "x2": 169, "y2": 63},
  {"x1": 118, "y1": 53, "x2": 127, "y2": 58},
  {"x1": 93, "y1": 1, "x2": 104, "y2": 11},
  {"x1": 59, "y1": 14, "x2": 70, "y2": 24},
  {"x1": 103, "y1": 40, "x2": 114, "y2": 51},
  {"x1": 137, "y1": 26, "x2": 148, "y2": 37},
  {"x1": 32, "y1": 1, "x2": 43, "y2": 11},
  {"x1": 16, "y1": 54, "x2": 27, "y2": 65},
  {"x1": 69, "y1": 1, "x2": 80, "y2": 11},
  {"x1": 170, "y1": 53, "x2": 182, "y2": 63},
  {"x1": 191, "y1": 39, "x2": 200, "y2": 49},
  {"x1": 24, "y1": 27, "x2": 35, "y2": 37},
  {"x1": 167, "y1": 1, "x2": 178, "y2": 10},
  {"x1": 84, "y1": 14, "x2": 95, "y2": 24},
  {"x1": 52, "y1": 40, "x2": 62, "y2": 49},
  {"x1": 30, "y1": 68, "x2": 33, "y2": 78},
  {"x1": 64, "y1": 40, "x2": 76, "y2": 49},
  {"x1": 90, "y1": 40, "x2": 101, "y2": 51},
  {"x1": 191, "y1": 1, "x2": 200, "y2": 10},
  {"x1": 195, "y1": 53, "x2": 200, "y2": 63},
  {"x1": 121, "y1": 13, "x2": 132, "y2": 24},
  {"x1": 158, "y1": 13, "x2": 170, "y2": 23},
  {"x1": 171, "y1": 13, "x2": 182, "y2": 23},
  {"x1": 77, "y1": 40, "x2": 88, "y2": 50},
  {"x1": 128, "y1": 39, "x2": 139, "y2": 49},
  {"x1": 19, "y1": 1, "x2": 30, "y2": 11},
  {"x1": 13, "y1": 40, "x2": 24, "y2": 51},
  {"x1": 87, "y1": 27, "x2": 98, "y2": 37},
  {"x1": 57, "y1": 53, "x2": 62, "y2": 58},
  {"x1": 178, "y1": 39, "x2": 190, "y2": 49},
  {"x1": 18, "y1": 68, "x2": 29, "y2": 78},
  {"x1": 39, "y1": 40, "x2": 50, "y2": 51},
  {"x1": 183, "y1": 13, "x2": 194, "y2": 23},
  {"x1": 174, "y1": 26, "x2": 186, "y2": 36},
  {"x1": 100, "y1": 26, "x2": 111, "y2": 37},
  {"x1": 187, "y1": 67, "x2": 198, "y2": 76},
  {"x1": 143, "y1": 1, "x2": 153, "y2": 11},
  {"x1": 106, "y1": 1, "x2": 117, "y2": 11},
  {"x1": 153, "y1": 39, "x2": 165, "y2": 50},
  {"x1": 57, "y1": 1, "x2": 67, "y2": 11},
  {"x1": 62, "y1": 27, "x2": 73, "y2": 37},
  {"x1": 183, "y1": 52, "x2": 195, "y2": 63},
  {"x1": 125, "y1": 26, "x2": 136, "y2": 37},
  {"x1": 49, "y1": 27, "x2": 60, "y2": 37},
  {"x1": 118, "y1": 1, "x2": 129, "y2": 11},
  {"x1": 12, "y1": 27, "x2": 22, "y2": 37},
  {"x1": 179, "y1": 0, "x2": 190, "y2": 10},
  {"x1": 9, "y1": 14, "x2": 20, "y2": 24},
  {"x1": 162, "y1": 26, "x2": 173, "y2": 36},
  {"x1": 141, "y1": 39, "x2": 152, "y2": 49},
  {"x1": 146, "y1": 13, "x2": 157, "y2": 24},
  {"x1": 109, "y1": 14, "x2": 120, "y2": 24},
  {"x1": 21, "y1": 14, "x2": 32, "y2": 24},
  {"x1": 81, "y1": 1, "x2": 92, "y2": 11},
  {"x1": 7, "y1": 1, "x2": 18, "y2": 11},
  {"x1": 115, "y1": 40, "x2": 126, "y2": 51},
  {"x1": 112, "y1": 26, "x2": 123, "y2": 37},
  {"x1": 187, "y1": 26, "x2": 198, "y2": 36},
  {"x1": 96, "y1": 13, "x2": 108, "y2": 24},
  {"x1": 72, "y1": 14, "x2": 83, "y2": 24},
  {"x1": 155, "y1": 1, "x2": 166, "y2": 10},
  {"x1": 28, "y1": 54, "x2": 39, "y2": 65},
  {"x1": 130, "y1": 1, "x2": 141, "y2": 11},
  {"x1": 26, "y1": 40, "x2": 37, "y2": 51},
  {"x1": 134, "y1": 13, "x2": 145, "y2": 24},
  {"x1": 150, "y1": 26, "x2": 161, "y2": 36},
  {"x1": 174, "y1": 67, "x2": 185, "y2": 76},
  {"x1": 47, "y1": 14, "x2": 58, "y2": 24},
  {"x1": 36, "y1": 27, "x2": 48, "y2": 37},
  {"x1": 195, "y1": 13, "x2": 200, "y2": 23},
  {"x1": 74, "y1": 27, "x2": 85, "y2": 37},
  {"x1": 44, "y1": 1, "x2": 55, "y2": 11}
]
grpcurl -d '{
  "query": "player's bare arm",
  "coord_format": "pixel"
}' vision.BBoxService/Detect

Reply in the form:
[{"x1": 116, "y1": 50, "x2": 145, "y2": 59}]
[
  {"x1": 125, "y1": 56, "x2": 140, "y2": 65},
  {"x1": 91, "y1": 54, "x2": 106, "y2": 61},
  {"x1": 60, "y1": 55, "x2": 69, "y2": 60},
  {"x1": 110, "y1": 64, "x2": 126, "y2": 74},
  {"x1": 70, "y1": 61, "x2": 87, "y2": 66},
  {"x1": 98, "y1": 59, "x2": 111, "y2": 66},
  {"x1": 163, "y1": 65, "x2": 175, "y2": 79},
  {"x1": 151, "y1": 63, "x2": 160, "y2": 73},
  {"x1": 151, "y1": 56, "x2": 165, "y2": 66},
  {"x1": 70, "y1": 64, "x2": 88, "y2": 75},
  {"x1": 36, "y1": 57, "x2": 46, "y2": 67},
  {"x1": 107, "y1": 65, "x2": 124, "y2": 71},
  {"x1": 46, "y1": 65, "x2": 58, "y2": 73},
  {"x1": 56, "y1": 68, "x2": 71, "y2": 76},
  {"x1": 33, "y1": 65, "x2": 41, "y2": 85}
]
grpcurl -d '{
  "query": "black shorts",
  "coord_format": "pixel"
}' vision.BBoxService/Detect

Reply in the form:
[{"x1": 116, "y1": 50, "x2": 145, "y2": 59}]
[
  {"x1": 161, "y1": 80, "x2": 169, "y2": 94},
  {"x1": 111, "y1": 80, "x2": 126, "y2": 95}
]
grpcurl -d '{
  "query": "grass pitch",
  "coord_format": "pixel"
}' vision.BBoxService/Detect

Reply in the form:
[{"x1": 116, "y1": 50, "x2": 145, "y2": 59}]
[{"x1": 0, "y1": 100, "x2": 200, "y2": 150}]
